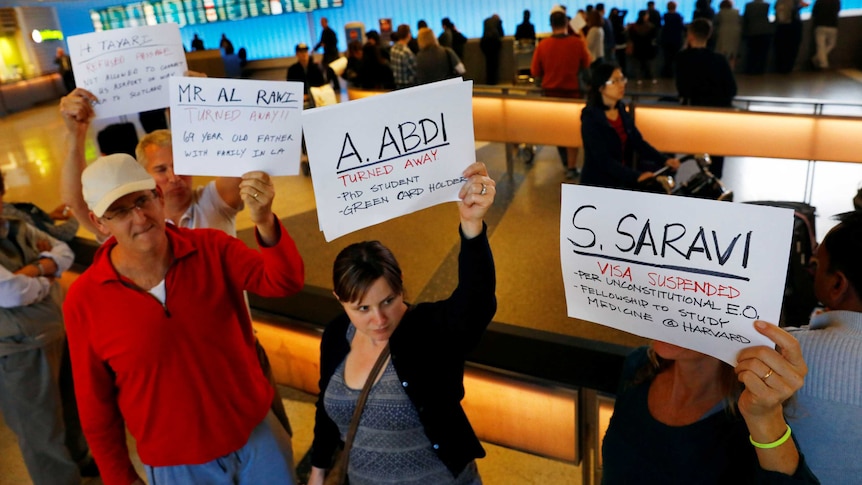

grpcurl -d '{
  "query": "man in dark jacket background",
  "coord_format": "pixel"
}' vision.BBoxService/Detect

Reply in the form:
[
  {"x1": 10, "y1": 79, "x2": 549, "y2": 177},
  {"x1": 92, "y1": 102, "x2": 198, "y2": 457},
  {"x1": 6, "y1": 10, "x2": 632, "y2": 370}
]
[{"x1": 675, "y1": 18, "x2": 737, "y2": 177}]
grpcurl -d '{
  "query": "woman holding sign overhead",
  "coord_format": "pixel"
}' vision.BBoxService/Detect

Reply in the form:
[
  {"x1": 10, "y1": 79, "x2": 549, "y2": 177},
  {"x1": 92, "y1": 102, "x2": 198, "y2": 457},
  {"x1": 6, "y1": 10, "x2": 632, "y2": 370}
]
[
  {"x1": 602, "y1": 321, "x2": 820, "y2": 483},
  {"x1": 308, "y1": 162, "x2": 495, "y2": 485},
  {"x1": 580, "y1": 63, "x2": 680, "y2": 189}
]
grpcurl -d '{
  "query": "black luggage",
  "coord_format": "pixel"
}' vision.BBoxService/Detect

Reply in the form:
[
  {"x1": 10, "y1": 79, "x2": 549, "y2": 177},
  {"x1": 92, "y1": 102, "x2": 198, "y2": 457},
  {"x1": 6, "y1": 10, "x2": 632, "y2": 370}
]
[{"x1": 745, "y1": 201, "x2": 818, "y2": 327}]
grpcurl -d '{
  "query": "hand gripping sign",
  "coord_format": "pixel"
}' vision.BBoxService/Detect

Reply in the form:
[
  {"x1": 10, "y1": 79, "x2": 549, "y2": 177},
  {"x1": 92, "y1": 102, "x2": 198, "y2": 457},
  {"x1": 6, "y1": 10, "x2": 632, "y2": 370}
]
[
  {"x1": 560, "y1": 185, "x2": 794, "y2": 365},
  {"x1": 302, "y1": 79, "x2": 475, "y2": 241},
  {"x1": 68, "y1": 23, "x2": 187, "y2": 119}
]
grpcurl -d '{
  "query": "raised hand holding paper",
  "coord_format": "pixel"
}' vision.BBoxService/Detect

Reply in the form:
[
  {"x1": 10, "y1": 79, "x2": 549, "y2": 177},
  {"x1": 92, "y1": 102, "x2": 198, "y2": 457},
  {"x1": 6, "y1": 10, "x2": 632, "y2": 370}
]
[
  {"x1": 68, "y1": 24, "x2": 187, "y2": 118},
  {"x1": 560, "y1": 185, "x2": 794, "y2": 365},
  {"x1": 169, "y1": 76, "x2": 304, "y2": 176},
  {"x1": 303, "y1": 79, "x2": 475, "y2": 241}
]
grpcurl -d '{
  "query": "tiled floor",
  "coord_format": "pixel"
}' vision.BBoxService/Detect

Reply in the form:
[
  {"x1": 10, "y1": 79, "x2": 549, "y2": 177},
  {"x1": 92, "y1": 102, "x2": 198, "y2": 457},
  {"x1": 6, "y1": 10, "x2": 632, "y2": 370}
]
[{"x1": 1, "y1": 69, "x2": 860, "y2": 484}]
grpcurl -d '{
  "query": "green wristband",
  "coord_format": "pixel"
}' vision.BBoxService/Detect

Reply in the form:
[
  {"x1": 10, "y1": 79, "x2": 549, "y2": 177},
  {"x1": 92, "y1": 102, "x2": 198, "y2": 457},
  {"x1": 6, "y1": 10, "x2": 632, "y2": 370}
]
[{"x1": 750, "y1": 424, "x2": 792, "y2": 449}]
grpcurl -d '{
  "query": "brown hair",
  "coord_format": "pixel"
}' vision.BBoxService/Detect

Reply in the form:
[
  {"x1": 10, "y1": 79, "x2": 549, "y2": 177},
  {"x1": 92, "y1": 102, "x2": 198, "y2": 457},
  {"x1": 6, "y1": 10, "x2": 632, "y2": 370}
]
[{"x1": 333, "y1": 241, "x2": 403, "y2": 303}]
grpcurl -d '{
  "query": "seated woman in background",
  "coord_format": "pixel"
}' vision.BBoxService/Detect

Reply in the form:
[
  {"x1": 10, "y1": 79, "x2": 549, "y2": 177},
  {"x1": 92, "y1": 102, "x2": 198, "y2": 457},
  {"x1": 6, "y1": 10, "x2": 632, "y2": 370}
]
[
  {"x1": 602, "y1": 321, "x2": 819, "y2": 484},
  {"x1": 580, "y1": 63, "x2": 680, "y2": 189},
  {"x1": 308, "y1": 162, "x2": 496, "y2": 485}
]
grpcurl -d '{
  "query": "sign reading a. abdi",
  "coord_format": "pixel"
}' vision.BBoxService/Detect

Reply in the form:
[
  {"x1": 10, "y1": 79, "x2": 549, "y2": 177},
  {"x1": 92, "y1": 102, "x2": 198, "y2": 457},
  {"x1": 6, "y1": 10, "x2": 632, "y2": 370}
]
[{"x1": 302, "y1": 79, "x2": 475, "y2": 241}]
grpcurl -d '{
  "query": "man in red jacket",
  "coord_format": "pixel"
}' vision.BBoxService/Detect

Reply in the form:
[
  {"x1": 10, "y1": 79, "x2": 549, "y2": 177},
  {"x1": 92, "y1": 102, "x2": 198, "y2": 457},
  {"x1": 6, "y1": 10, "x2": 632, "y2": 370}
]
[
  {"x1": 63, "y1": 153, "x2": 304, "y2": 485},
  {"x1": 531, "y1": 10, "x2": 592, "y2": 179}
]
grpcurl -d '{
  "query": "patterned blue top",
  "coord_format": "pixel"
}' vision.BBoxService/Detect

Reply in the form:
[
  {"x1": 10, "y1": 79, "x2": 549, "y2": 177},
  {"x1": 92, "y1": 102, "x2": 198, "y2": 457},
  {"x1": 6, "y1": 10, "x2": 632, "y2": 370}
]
[{"x1": 323, "y1": 324, "x2": 481, "y2": 485}]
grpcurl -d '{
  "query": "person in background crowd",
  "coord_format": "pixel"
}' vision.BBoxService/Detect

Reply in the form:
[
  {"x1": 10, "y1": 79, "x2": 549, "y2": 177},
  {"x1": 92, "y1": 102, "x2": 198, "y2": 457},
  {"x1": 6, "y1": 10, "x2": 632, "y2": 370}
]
[
  {"x1": 610, "y1": 8, "x2": 630, "y2": 74},
  {"x1": 191, "y1": 33, "x2": 204, "y2": 51},
  {"x1": 416, "y1": 27, "x2": 464, "y2": 85},
  {"x1": 581, "y1": 63, "x2": 680, "y2": 189},
  {"x1": 308, "y1": 162, "x2": 496, "y2": 485},
  {"x1": 314, "y1": 17, "x2": 340, "y2": 89},
  {"x1": 675, "y1": 18, "x2": 737, "y2": 177},
  {"x1": 515, "y1": 9, "x2": 537, "y2": 42},
  {"x1": 628, "y1": 10, "x2": 659, "y2": 84},
  {"x1": 0, "y1": 171, "x2": 80, "y2": 485},
  {"x1": 694, "y1": 0, "x2": 717, "y2": 20},
  {"x1": 342, "y1": 40, "x2": 363, "y2": 87},
  {"x1": 64, "y1": 154, "x2": 304, "y2": 485},
  {"x1": 810, "y1": 0, "x2": 841, "y2": 69},
  {"x1": 602, "y1": 320, "x2": 819, "y2": 483},
  {"x1": 742, "y1": 0, "x2": 774, "y2": 74},
  {"x1": 773, "y1": 0, "x2": 809, "y2": 73},
  {"x1": 55, "y1": 47, "x2": 75, "y2": 94},
  {"x1": 660, "y1": 1, "x2": 685, "y2": 78},
  {"x1": 390, "y1": 24, "x2": 417, "y2": 89},
  {"x1": 357, "y1": 43, "x2": 395, "y2": 90},
  {"x1": 3, "y1": 201, "x2": 78, "y2": 243},
  {"x1": 480, "y1": 14, "x2": 504, "y2": 85},
  {"x1": 586, "y1": 10, "x2": 606, "y2": 64},
  {"x1": 439, "y1": 17, "x2": 454, "y2": 49},
  {"x1": 287, "y1": 43, "x2": 326, "y2": 106},
  {"x1": 788, "y1": 211, "x2": 862, "y2": 484},
  {"x1": 532, "y1": 10, "x2": 592, "y2": 180},
  {"x1": 647, "y1": 1, "x2": 663, "y2": 30},
  {"x1": 219, "y1": 33, "x2": 234, "y2": 55},
  {"x1": 715, "y1": 0, "x2": 743, "y2": 70},
  {"x1": 441, "y1": 18, "x2": 467, "y2": 59},
  {"x1": 409, "y1": 20, "x2": 427, "y2": 54},
  {"x1": 596, "y1": 4, "x2": 616, "y2": 62}
]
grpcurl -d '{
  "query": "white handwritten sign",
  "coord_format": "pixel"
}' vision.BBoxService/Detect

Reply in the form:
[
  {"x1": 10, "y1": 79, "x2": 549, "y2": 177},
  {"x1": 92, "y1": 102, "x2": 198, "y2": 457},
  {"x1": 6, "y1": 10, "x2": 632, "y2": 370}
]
[
  {"x1": 303, "y1": 80, "x2": 475, "y2": 241},
  {"x1": 169, "y1": 77, "x2": 304, "y2": 176},
  {"x1": 68, "y1": 24, "x2": 187, "y2": 119},
  {"x1": 560, "y1": 185, "x2": 794, "y2": 365}
]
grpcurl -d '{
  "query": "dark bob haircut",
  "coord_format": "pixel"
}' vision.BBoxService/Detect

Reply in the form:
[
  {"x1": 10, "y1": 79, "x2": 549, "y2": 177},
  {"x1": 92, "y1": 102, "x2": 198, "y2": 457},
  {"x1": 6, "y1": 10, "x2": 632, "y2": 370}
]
[
  {"x1": 587, "y1": 62, "x2": 621, "y2": 107},
  {"x1": 332, "y1": 241, "x2": 403, "y2": 303}
]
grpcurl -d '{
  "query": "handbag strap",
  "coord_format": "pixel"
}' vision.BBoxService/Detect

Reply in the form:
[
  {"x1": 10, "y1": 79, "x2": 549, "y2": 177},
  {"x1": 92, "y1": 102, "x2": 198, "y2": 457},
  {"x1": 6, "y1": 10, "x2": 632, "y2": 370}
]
[{"x1": 341, "y1": 343, "x2": 391, "y2": 458}]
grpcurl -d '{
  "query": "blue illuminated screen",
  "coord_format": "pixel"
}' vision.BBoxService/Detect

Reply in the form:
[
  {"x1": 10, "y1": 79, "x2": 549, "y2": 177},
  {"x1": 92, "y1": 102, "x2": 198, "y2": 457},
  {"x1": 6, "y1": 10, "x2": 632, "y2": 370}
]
[{"x1": 91, "y1": 0, "x2": 343, "y2": 30}]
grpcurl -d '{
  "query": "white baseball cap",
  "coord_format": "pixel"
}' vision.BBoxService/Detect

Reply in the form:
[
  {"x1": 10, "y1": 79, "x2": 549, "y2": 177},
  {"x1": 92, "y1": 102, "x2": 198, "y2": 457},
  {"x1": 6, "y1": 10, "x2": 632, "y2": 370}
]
[{"x1": 82, "y1": 153, "x2": 156, "y2": 217}]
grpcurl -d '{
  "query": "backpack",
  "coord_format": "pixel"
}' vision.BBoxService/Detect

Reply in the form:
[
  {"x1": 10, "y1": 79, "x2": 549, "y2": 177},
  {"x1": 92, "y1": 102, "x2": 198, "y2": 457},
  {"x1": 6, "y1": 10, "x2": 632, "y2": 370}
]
[{"x1": 745, "y1": 201, "x2": 817, "y2": 327}]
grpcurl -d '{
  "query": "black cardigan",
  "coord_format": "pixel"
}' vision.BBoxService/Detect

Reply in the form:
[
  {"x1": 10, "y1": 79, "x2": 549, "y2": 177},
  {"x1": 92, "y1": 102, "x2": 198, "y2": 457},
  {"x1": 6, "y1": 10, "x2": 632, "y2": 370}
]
[
  {"x1": 580, "y1": 101, "x2": 667, "y2": 189},
  {"x1": 311, "y1": 225, "x2": 497, "y2": 478}
]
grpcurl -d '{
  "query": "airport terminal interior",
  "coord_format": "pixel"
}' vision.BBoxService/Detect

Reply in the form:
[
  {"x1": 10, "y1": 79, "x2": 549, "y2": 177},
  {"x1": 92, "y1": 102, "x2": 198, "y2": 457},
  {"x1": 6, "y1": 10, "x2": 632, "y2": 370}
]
[{"x1": 1, "y1": 68, "x2": 861, "y2": 484}]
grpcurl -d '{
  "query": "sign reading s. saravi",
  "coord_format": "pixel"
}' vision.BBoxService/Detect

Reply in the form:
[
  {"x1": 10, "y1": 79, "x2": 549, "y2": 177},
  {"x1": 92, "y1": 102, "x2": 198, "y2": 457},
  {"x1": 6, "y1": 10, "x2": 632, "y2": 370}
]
[{"x1": 560, "y1": 185, "x2": 794, "y2": 365}]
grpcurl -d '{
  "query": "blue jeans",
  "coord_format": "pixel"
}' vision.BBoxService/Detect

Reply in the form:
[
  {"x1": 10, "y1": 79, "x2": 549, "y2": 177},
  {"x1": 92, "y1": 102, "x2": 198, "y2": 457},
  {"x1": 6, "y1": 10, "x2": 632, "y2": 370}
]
[{"x1": 145, "y1": 410, "x2": 297, "y2": 484}]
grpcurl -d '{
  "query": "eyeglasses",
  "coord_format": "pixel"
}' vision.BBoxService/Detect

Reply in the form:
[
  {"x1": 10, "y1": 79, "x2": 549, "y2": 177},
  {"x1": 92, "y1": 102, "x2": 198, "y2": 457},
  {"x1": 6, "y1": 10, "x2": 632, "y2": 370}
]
[
  {"x1": 605, "y1": 77, "x2": 628, "y2": 86},
  {"x1": 102, "y1": 192, "x2": 158, "y2": 221}
]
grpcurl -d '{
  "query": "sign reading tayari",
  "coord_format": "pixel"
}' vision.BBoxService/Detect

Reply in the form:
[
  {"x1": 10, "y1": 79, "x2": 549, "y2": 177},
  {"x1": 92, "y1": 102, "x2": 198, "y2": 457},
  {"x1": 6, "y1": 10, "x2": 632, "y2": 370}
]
[
  {"x1": 68, "y1": 23, "x2": 187, "y2": 119},
  {"x1": 169, "y1": 76, "x2": 304, "y2": 176},
  {"x1": 560, "y1": 185, "x2": 794, "y2": 365},
  {"x1": 302, "y1": 79, "x2": 475, "y2": 241}
]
